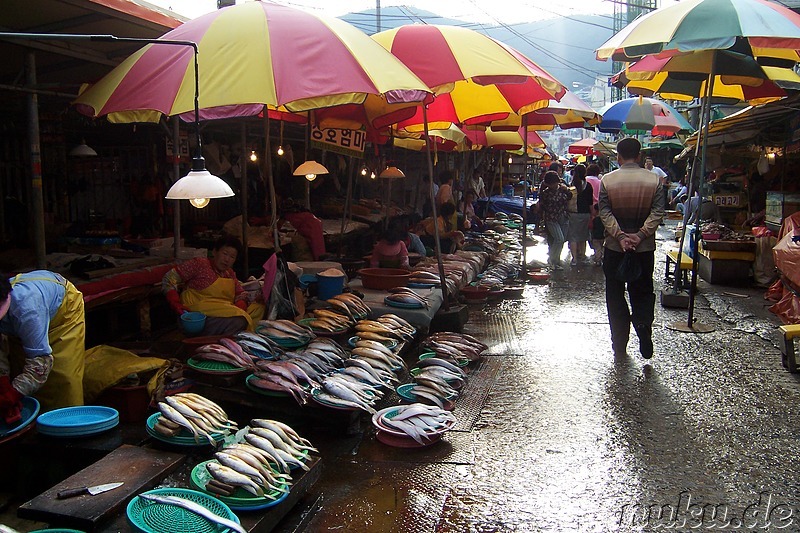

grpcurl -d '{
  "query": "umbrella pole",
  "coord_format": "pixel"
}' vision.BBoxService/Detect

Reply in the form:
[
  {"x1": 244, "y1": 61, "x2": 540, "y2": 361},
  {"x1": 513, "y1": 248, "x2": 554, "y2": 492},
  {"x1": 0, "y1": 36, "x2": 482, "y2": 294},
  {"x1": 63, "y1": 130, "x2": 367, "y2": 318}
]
[
  {"x1": 240, "y1": 122, "x2": 249, "y2": 276},
  {"x1": 339, "y1": 156, "x2": 354, "y2": 258},
  {"x1": 668, "y1": 66, "x2": 716, "y2": 334},
  {"x1": 263, "y1": 109, "x2": 280, "y2": 254},
  {"x1": 522, "y1": 116, "x2": 529, "y2": 277},
  {"x1": 423, "y1": 106, "x2": 450, "y2": 311},
  {"x1": 172, "y1": 117, "x2": 181, "y2": 260}
]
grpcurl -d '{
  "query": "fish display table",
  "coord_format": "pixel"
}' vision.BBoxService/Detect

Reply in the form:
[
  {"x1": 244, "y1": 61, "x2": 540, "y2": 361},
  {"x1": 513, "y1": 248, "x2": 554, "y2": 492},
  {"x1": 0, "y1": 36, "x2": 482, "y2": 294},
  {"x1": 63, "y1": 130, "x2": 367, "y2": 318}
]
[{"x1": 347, "y1": 279, "x2": 443, "y2": 333}]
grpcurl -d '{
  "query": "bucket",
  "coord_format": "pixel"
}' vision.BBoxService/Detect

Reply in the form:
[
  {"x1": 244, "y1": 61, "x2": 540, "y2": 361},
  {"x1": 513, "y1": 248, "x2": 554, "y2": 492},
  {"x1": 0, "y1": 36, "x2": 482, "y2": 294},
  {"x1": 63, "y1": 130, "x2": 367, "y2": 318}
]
[
  {"x1": 317, "y1": 273, "x2": 345, "y2": 300},
  {"x1": 180, "y1": 311, "x2": 206, "y2": 336},
  {"x1": 502, "y1": 185, "x2": 514, "y2": 197}
]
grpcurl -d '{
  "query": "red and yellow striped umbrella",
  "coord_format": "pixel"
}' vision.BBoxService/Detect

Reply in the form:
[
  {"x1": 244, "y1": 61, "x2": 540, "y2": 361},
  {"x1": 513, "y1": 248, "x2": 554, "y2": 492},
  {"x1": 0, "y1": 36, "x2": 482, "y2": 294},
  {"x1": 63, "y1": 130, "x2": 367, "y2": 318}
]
[
  {"x1": 373, "y1": 25, "x2": 566, "y2": 128},
  {"x1": 74, "y1": 1, "x2": 430, "y2": 125}
]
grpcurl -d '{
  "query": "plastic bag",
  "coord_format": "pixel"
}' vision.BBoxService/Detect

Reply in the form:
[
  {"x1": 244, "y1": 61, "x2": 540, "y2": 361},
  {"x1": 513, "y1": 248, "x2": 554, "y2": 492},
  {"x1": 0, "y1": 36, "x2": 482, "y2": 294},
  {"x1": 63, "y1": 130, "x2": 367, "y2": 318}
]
[
  {"x1": 753, "y1": 234, "x2": 777, "y2": 286},
  {"x1": 615, "y1": 251, "x2": 642, "y2": 282}
]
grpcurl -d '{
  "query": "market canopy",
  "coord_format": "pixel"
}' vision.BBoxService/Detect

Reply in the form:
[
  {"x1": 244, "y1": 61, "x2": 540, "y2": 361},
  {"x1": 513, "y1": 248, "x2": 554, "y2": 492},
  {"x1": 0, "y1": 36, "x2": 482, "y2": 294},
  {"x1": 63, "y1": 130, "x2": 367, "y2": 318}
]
[
  {"x1": 567, "y1": 138, "x2": 617, "y2": 156},
  {"x1": 73, "y1": 1, "x2": 431, "y2": 125},
  {"x1": 373, "y1": 24, "x2": 567, "y2": 131}
]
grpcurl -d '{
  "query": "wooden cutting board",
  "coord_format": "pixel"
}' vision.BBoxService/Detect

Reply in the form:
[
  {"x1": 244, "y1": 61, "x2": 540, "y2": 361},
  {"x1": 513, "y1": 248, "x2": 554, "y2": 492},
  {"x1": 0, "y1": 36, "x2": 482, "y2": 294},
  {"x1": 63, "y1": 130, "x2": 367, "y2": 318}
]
[{"x1": 18, "y1": 444, "x2": 185, "y2": 532}]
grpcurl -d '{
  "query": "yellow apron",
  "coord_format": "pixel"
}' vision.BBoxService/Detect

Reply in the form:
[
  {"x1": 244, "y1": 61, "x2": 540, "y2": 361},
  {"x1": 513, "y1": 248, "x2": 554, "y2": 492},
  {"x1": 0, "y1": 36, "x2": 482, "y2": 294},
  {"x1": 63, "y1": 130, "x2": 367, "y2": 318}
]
[
  {"x1": 9, "y1": 275, "x2": 85, "y2": 411},
  {"x1": 180, "y1": 277, "x2": 264, "y2": 331}
]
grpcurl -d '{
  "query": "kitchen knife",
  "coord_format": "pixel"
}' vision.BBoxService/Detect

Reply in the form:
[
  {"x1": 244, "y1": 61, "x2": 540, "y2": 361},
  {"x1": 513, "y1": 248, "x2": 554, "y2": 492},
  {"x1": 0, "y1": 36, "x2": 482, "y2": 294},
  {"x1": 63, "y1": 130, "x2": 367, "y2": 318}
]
[{"x1": 56, "y1": 481, "x2": 124, "y2": 499}]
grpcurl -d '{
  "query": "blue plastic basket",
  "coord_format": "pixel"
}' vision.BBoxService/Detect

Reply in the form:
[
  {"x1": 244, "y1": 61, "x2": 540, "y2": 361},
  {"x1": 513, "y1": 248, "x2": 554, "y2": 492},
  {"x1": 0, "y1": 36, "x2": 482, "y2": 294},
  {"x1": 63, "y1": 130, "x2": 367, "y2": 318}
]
[
  {"x1": 181, "y1": 312, "x2": 207, "y2": 335},
  {"x1": 36, "y1": 405, "x2": 119, "y2": 437}
]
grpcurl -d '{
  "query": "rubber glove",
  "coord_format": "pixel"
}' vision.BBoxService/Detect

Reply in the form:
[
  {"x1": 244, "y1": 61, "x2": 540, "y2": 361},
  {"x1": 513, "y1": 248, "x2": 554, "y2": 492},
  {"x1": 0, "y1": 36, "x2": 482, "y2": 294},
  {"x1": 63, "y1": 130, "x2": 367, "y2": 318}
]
[
  {"x1": 235, "y1": 299, "x2": 248, "y2": 311},
  {"x1": 0, "y1": 375, "x2": 23, "y2": 424},
  {"x1": 165, "y1": 290, "x2": 187, "y2": 316}
]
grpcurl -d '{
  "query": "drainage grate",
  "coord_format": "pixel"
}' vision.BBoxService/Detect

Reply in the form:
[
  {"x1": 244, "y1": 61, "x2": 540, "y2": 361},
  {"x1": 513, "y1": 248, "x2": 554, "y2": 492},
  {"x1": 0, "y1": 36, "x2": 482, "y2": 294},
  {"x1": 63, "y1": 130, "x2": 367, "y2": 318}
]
[
  {"x1": 451, "y1": 356, "x2": 504, "y2": 432},
  {"x1": 463, "y1": 312, "x2": 521, "y2": 354}
]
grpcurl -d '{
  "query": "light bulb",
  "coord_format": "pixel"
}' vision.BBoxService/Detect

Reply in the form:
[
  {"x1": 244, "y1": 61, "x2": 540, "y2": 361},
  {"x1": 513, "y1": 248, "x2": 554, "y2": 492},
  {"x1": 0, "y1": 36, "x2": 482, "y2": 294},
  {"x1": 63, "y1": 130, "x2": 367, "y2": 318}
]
[
  {"x1": 249, "y1": 150, "x2": 258, "y2": 162},
  {"x1": 305, "y1": 173, "x2": 317, "y2": 182},
  {"x1": 277, "y1": 146, "x2": 284, "y2": 156},
  {"x1": 370, "y1": 171, "x2": 376, "y2": 179},
  {"x1": 508, "y1": 156, "x2": 513, "y2": 164},
  {"x1": 361, "y1": 167, "x2": 367, "y2": 176},
  {"x1": 189, "y1": 198, "x2": 210, "y2": 208}
]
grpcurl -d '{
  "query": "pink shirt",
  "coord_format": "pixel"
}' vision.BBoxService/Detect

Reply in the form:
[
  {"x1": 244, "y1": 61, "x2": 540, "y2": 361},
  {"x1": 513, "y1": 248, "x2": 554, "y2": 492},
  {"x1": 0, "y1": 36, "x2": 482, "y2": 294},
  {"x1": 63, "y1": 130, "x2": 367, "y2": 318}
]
[
  {"x1": 586, "y1": 176, "x2": 602, "y2": 204},
  {"x1": 370, "y1": 240, "x2": 409, "y2": 268}
]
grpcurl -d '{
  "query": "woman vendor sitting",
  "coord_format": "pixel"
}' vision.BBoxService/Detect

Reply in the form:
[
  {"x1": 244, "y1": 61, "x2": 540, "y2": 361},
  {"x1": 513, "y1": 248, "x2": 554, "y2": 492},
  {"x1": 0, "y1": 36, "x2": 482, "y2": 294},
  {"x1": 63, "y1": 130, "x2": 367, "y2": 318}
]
[
  {"x1": 162, "y1": 235, "x2": 264, "y2": 336},
  {"x1": 418, "y1": 202, "x2": 464, "y2": 254},
  {"x1": 370, "y1": 218, "x2": 411, "y2": 269}
]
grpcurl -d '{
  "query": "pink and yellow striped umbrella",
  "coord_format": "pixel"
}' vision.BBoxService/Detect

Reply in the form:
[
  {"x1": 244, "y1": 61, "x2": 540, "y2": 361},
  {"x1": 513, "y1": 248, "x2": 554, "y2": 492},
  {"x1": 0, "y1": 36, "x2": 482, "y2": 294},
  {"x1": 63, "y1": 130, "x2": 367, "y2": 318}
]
[
  {"x1": 74, "y1": 1, "x2": 430, "y2": 125},
  {"x1": 373, "y1": 25, "x2": 567, "y2": 129}
]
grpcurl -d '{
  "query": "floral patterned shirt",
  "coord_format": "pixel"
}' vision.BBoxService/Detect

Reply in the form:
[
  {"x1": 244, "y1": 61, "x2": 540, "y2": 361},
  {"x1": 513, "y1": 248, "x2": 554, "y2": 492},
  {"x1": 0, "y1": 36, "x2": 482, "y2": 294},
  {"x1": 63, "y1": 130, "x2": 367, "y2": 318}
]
[{"x1": 539, "y1": 185, "x2": 572, "y2": 222}]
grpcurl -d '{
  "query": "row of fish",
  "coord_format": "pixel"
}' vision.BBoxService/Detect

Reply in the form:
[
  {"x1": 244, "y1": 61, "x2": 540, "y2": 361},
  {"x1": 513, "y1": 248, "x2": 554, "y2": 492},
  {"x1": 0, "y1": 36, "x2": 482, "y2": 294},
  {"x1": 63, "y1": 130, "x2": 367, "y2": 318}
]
[
  {"x1": 247, "y1": 337, "x2": 349, "y2": 403},
  {"x1": 374, "y1": 403, "x2": 457, "y2": 445},
  {"x1": 256, "y1": 319, "x2": 316, "y2": 345},
  {"x1": 326, "y1": 292, "x2": 370, "y2": 319},
  {"x1": 405, "y1": 359, "x2": 467, "y2": 409},
  {"x1": 152, "y1": 393, "x2": 237, "y2": 444},
  {"x1": 385, "y1": 287, "x2": 429, "y2": 308},
  {"x1": 420, "y1": 332, "x2": 487, "y2": 366},
  {"x1": 203, "y1": 419, "x2": 317, "y2": 498}
]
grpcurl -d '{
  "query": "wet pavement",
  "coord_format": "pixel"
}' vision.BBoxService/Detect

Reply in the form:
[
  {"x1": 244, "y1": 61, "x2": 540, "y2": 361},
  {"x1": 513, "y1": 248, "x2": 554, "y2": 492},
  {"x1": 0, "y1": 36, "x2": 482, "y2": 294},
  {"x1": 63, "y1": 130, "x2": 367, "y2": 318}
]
[{"x1": 277, "y1": 223, "x2": 800, "y2": 532}]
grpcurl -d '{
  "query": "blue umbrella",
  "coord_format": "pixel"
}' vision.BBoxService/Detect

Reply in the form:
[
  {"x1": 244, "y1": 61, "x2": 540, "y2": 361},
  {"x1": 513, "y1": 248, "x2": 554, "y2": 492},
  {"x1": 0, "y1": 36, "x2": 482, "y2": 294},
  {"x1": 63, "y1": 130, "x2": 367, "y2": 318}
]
[{"x1": 598, "y1": 97, "x2": 694, "y2": 135}]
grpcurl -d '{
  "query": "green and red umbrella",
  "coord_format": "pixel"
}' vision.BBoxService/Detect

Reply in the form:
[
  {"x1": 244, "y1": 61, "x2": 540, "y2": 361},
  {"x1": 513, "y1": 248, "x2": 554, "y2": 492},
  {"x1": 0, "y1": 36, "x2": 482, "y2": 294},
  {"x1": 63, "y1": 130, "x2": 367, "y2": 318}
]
[{"x1": 595, "y1": 0, "x2": 800, "y2": 62}]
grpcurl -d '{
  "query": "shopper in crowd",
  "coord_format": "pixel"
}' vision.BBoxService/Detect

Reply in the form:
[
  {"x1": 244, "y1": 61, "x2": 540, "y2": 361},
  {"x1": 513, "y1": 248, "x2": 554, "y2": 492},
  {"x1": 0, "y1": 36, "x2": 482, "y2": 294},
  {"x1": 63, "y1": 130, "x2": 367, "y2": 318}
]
[
  {"x1": 539, "y1": 170, "x2": 572, "y2": 270},
  {"x1": 567, "y1": 164, "x2": 593, "y2": 266},
  {"x1": 0, "y1": 271, "x2": 86, "y2": 417},
  {"x1": 162, "y1": 235, "x2": 264, "y2": 336},
  {"x1": 586, "y1": 164, "x2": 605, "y2": 265},
  {"x1": 598, "y1": 138, "x2": 665, "y2": 359},
  {"x1": 466, "y1": 170, "x2": 487, "y2": 199},
  {"x1": 370, "y1": 217, "x2": 411, "y2": 269}
]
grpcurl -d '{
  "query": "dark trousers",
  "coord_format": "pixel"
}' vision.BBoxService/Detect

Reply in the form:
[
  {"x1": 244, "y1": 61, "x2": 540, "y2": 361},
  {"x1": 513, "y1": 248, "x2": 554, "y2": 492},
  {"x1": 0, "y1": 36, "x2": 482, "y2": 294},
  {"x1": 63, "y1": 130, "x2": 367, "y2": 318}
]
[{"x1": 602, "y1": 248, "x2": 656, "y2": 351}]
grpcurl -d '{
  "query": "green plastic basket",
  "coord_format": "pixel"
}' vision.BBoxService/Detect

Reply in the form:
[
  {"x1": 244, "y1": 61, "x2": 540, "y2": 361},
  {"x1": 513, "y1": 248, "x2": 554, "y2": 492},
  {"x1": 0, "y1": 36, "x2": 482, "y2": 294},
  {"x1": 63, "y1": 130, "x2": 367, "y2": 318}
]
[{"x1": 127, "y1": 488, "x2": 240, "y2": 533}]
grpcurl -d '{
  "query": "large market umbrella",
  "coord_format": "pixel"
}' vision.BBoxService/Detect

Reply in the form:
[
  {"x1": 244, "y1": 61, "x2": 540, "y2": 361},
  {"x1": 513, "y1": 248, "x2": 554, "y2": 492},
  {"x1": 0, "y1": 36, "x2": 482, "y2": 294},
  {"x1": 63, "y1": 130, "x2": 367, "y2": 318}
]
[
  {"x1": 374, "y1": 24, "x2": 569, "y2": 285},
  {"x1": 611, "y1": 49, "x2": 800, "y2": 105},
  {"x1": 595, "y1": 0, "x2": 800, "y2": 62},
  {"x1": 597, "y1": 97, "x2": 694, "y2": 135},
  {"x1": 488, "y1": 91, "x2": 602, "y2": 131},
  {"x1": 567, "y1": 138, "x2": 617, "y2": 156},
  {"x1": 596, "y1": 0, "x2": 800, "y2": 332},
  {"x1": 373, "y1": 25, "x2": 566, "y2": 129},
  {"x1": 463, "y1": 127, "x2": 546, "y2": 151},
  {"x1": 73, "y1": 1, "x2": 431, "y2": 270},
  {"x1": 74, "y1": 2, "x2": 429, "y2": 122}
]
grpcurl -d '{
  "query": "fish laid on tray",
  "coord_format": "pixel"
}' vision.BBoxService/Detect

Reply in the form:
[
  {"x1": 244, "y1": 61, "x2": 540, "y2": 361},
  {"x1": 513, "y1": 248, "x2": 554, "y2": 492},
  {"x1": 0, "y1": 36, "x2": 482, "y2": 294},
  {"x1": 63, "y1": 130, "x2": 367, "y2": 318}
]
[
  {"x1": 421, "y1": 332, "x2": 487, "y2": 365},
  {"x1": 152, "y1": 393, "x2": 237, "y2": 444},
  {"x1": 404, "y1": 364, "x2": 466, "y2": 408},
  {"x1": 314, "y1": 374, "x2": 383, "y2": 414},
  {"x1": 385, "y1": 287, "x2": 429, "y2": 308},
  {"x1": 374, "y1": 403, "x2": 457, "y2": 445},
  {"x1": 308, "y1": 308, "x2": 353, "y2": 331},
  {"x1": 203, "y1": 419, "x2": 318, "y2": 498},
  {"x1": 256, "y1": 319, "x2": 316, "y2": 344},
  {"x1": 327, "y1": 292, "x2": 371, "y2": 318},
  {"x1": 192, "y1": 337, "x2": 259, "y2": 370},
  {"x1": 235, "y1": 331, "x2": 284, "y2": 360}
]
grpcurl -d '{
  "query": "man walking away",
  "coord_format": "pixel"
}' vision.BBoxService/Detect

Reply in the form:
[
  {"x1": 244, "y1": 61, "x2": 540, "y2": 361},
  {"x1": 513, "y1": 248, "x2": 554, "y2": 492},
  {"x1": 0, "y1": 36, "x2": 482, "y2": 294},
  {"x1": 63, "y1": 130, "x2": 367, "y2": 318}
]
[{"x1": 598, "y1": 138, "x2": 665, "y2": 358}]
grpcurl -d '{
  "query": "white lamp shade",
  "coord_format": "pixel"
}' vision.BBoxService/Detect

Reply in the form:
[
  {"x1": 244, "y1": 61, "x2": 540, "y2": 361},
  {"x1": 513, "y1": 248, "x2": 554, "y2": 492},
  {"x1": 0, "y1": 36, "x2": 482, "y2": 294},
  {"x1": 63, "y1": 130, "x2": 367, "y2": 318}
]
[
  {"x1": 379, "y1": 166, "x2": 405, "y2": 179},
  {"x1": 69, "y1": 142, "x2": 97, "y2": 157},
  {"x1": 293, "y1": 160, "x2": 329, "y2": 177},
  {"x1": 165, "y1": 170, "x2": 235, "y2": 200}
]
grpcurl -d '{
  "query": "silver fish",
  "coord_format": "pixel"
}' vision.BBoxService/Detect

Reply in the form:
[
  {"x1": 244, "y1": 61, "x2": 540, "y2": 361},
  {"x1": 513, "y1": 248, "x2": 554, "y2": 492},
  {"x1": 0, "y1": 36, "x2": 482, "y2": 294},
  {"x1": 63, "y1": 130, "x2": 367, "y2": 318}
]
[{"x1": 138, "y1": 493, "x2": 247, "y2": 533}]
